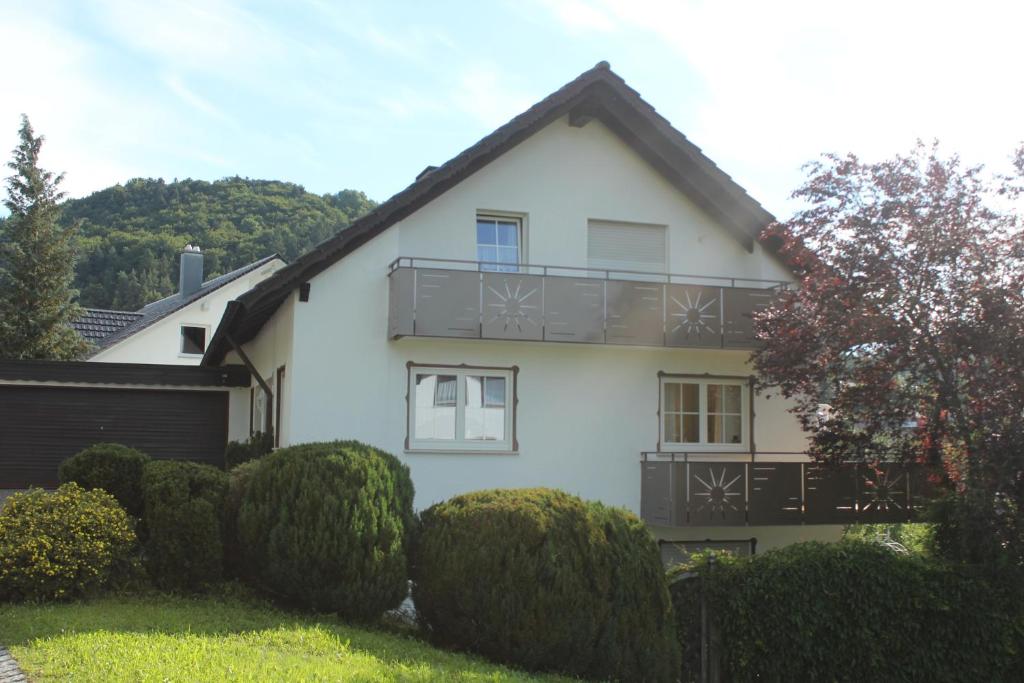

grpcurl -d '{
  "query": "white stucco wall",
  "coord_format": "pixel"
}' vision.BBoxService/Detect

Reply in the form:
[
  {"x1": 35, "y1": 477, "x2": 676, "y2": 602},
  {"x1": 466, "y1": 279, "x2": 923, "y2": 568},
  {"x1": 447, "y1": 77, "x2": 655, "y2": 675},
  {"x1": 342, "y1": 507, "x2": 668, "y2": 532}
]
[
  {"x1": 395, "y1": 115, "x2": 791, "y2": 282},
  {"x1": 238, "y1": 115, "x2": 842, "y2": 547},
  {"x1": 91, "y1": 258, "x2": 285, "y2": 365}
]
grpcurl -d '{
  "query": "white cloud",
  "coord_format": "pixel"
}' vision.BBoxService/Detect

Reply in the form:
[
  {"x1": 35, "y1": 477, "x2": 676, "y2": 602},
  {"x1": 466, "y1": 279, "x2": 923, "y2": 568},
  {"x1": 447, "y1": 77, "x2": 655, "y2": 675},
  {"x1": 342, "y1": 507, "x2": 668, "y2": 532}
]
[
  {"x1": 0, "y1": 4, "x2": 143, "y2": 198},
  {"x1": 451, "y1": 64, "x2": 536, "y2": 128},
  {"x1": 162, "y1": 74, "x2": 232, "y2": 124},
  {"x1": 539, "y1": 0, "x2": 1024, "y2": 211},
  {"x1": 540, "y1": 0, "x2": 616, "y2": 33}
]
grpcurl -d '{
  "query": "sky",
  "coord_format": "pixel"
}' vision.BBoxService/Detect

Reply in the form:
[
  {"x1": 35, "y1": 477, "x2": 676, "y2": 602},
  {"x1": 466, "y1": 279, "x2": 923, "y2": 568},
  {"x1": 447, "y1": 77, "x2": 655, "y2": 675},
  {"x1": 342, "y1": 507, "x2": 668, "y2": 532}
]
[{"x1": 2, "y1": 0, "x2": 1023, "y2": 216}]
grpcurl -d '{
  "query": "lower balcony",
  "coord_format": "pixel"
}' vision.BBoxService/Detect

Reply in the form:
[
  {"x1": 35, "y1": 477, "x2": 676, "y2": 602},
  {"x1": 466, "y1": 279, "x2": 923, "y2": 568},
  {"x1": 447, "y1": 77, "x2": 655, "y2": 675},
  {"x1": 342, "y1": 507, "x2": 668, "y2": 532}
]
[
  {"x1": 387, "y1": 257, "x2": 788, "y2": 350},
  {"x1": 640, "y1": 453, "x2": 940, "y2": 527}
]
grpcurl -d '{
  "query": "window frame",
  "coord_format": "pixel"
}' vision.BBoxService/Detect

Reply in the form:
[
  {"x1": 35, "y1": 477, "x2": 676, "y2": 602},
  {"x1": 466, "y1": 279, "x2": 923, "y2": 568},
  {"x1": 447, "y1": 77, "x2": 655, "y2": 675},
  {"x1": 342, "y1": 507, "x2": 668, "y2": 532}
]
[
  {"x1": 475, "y1": 212, "x2": 525, "y2": 273},
  {"x1": 406, "y1": 362, "x2": 519, "y2": 453},
  {"x1": 657, "y1": 372, "x2": 752, "y2": 452},
  {"x1": 179, "y1": 324, "x2": 210, "y2": 356}
]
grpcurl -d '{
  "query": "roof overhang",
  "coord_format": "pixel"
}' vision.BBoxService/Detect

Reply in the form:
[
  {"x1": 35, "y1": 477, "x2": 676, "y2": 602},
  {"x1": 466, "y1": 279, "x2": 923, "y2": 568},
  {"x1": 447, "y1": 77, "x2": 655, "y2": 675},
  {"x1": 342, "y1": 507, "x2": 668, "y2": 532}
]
[{"x1": 0, "y1": 359, "x2": 250, "y2": 388}]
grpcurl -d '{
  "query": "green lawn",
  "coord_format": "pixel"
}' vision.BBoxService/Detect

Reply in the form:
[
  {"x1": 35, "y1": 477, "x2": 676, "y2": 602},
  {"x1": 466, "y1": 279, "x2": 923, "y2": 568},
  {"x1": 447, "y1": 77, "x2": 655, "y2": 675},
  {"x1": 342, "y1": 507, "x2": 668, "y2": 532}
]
[{"x1": 0, "y1": 593, "x2": 574, "y2": 682}]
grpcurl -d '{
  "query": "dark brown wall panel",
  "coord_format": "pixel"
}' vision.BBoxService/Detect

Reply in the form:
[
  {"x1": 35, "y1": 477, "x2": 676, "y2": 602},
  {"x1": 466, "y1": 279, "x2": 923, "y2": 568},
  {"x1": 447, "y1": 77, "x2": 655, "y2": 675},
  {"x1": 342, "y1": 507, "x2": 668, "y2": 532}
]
[{"x1": 0, "y1": 385, "x2": 228, "y2": 488}]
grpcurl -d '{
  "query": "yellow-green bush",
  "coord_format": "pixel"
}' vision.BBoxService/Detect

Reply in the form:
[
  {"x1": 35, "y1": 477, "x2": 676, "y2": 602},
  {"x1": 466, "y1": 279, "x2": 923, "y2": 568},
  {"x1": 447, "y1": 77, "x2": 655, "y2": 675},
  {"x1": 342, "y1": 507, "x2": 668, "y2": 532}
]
[
  {"x1": 0, "y1": 484, "x2": 137, "y2": 601},
  {"x1": 411, "y1": 488, "x2": 679, "y2": 682}
]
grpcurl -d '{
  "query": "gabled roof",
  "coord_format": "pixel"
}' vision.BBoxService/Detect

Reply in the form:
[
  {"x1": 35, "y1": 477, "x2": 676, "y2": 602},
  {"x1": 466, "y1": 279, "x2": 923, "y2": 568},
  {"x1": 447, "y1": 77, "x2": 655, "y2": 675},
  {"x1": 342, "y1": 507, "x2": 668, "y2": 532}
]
[
  {"x1": 79, "y1": 254, "x2": 283, "y2": 356},
  {"x1": 203, "y1": 61, "x2": 778, "y2": 365}
]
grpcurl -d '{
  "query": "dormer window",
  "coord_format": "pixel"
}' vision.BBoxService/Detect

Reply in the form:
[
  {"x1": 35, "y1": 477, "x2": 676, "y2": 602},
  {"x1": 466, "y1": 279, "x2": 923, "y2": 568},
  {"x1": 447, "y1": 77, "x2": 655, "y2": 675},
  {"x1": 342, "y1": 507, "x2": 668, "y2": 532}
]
[
  {"x1": 180, "y1": 325, "x2": 207, "y2": 355},
  {"x1": 476, "y1": 215, "x2": 521, "y2": 272}
]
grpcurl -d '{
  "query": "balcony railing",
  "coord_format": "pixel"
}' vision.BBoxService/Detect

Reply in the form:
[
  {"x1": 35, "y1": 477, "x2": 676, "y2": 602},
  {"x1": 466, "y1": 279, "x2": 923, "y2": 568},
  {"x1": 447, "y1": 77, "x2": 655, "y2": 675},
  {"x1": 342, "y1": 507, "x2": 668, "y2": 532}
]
[
  {"x1": 640, "y1": 452, "x2": 940, "y2": 527},
  {"x1": 387, "y1": 257, "x2": 789, "y2": 349}
]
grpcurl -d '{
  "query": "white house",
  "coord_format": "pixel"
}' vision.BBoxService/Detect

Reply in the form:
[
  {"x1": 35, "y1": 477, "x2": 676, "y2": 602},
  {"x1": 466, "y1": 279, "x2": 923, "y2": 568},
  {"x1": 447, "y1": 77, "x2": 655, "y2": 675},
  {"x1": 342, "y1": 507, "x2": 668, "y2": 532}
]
[
  {"x1": 201, "y1": 62, "x2": 881, "y2": 557},
  {"x1": 74, "y1": 249, "x2": 285, "y2": 365}
]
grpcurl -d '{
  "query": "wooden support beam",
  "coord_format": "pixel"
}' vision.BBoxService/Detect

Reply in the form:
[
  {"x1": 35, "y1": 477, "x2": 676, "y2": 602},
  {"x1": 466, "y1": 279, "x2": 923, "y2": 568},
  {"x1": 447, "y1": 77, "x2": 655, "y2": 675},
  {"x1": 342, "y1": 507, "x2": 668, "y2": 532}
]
[{"x1": 226, "y1": 333, "x2": 273, "y2": 435}]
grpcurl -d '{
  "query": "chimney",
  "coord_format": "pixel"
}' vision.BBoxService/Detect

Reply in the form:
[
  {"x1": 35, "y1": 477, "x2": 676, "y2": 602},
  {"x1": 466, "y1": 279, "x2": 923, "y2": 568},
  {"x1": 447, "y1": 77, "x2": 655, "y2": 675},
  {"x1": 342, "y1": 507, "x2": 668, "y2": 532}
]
[{"x1": 179, "y1": 244, "x2": 204, "y2": 298}]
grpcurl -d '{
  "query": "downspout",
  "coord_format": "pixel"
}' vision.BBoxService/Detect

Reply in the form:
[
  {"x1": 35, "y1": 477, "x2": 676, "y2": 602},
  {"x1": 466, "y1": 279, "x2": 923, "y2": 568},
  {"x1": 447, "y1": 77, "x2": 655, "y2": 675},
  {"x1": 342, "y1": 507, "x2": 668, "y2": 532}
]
[{"x1": 226, "y1": 333, "x2": 273, "y2": 435}]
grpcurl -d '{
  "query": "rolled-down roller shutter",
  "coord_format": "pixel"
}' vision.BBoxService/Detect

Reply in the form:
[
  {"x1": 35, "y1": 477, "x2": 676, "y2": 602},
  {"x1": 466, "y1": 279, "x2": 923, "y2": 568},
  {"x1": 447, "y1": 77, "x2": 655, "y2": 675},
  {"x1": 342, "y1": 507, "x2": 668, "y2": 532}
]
[
  {"x1": 0, "y1": 385, "x2": 228, "y2": 488},
  {"x1": 587, "y1": 219, "x2": 667, "y2": 274}
]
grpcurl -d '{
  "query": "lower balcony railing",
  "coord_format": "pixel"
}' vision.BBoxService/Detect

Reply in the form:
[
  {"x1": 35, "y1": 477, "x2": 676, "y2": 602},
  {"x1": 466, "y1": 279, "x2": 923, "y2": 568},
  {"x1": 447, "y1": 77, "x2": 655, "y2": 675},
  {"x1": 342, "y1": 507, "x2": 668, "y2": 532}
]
[
  {"x1": 640, "y1": 452, "x2": 941, "y2": 527},
  {"x1": 387, "y1": 257, "x2": 789, "y2": 350}
]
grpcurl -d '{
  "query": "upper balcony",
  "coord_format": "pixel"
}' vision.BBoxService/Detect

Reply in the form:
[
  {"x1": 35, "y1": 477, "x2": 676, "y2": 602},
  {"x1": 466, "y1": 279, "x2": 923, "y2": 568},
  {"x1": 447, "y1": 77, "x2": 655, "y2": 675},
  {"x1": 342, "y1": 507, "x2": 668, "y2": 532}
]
[{"x1": 387, "y1": 257, "x2": 789, "y2": 349}]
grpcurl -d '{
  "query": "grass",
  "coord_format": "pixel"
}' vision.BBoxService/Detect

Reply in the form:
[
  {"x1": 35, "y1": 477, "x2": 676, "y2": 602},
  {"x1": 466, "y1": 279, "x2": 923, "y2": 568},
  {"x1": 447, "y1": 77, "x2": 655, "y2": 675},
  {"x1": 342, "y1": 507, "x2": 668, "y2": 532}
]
[{"x1": 0, "y1": 592, "x2": 574, "y2": 682}]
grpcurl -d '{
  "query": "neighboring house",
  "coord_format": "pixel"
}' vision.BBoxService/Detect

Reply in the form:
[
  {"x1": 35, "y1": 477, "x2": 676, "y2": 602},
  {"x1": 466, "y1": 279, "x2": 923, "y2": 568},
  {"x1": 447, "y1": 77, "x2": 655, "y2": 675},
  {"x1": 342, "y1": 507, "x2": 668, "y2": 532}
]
[
  {"x1": 201, "y1": 62, "x2": 923, "y2": 557},
  {"x1": 74, "y1": 248, "x2": 285, "y2": 365}
]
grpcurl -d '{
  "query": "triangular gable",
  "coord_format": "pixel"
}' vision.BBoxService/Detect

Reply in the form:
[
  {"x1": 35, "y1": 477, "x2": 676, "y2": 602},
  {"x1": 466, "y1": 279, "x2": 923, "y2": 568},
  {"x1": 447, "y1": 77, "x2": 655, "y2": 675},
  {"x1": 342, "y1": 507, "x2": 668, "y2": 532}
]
[{"x1": 204, "y1": 61, "x2": 778, "y2": 364}]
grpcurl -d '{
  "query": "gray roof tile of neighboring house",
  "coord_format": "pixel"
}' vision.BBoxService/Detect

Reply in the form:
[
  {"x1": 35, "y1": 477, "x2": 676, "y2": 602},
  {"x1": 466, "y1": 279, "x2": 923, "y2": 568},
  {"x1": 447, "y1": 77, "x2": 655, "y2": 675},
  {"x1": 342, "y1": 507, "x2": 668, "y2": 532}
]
[
  {"x1": 72, "y1": 308, "x2": 144, "y2": 343},
  {"x1": 74, "y1": 254, "x2": 282, "y2": 355}
]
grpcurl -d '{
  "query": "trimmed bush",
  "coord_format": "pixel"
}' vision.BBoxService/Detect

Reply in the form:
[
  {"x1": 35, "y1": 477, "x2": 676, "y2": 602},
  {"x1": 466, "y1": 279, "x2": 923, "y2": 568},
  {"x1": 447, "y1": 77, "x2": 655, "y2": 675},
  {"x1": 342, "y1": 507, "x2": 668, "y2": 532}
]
[
  {"x1": 224, "y1": 431, "x2": 274, "y2": 469},
  {"x1": 673, "y1": 541, "x2": 1024, "y2": 682},
  {"x1": 223, "y1": 459, "x2": 262, "y2": 580},
  {"x1": 141, "y1": 460, "x2": 228, "y2": 590},
  {"x1": 0, "y1": 484, "x2": 137, "y2": 601},
  {"x1": 58, "y1": 443, "x2": 151, "y2": 517},
  {"x1": 411, "y1": 488, "x2": 679, "y2": 682},
  {"x1": 237, "y1": 440, "x2": 415, "y2": 620}
]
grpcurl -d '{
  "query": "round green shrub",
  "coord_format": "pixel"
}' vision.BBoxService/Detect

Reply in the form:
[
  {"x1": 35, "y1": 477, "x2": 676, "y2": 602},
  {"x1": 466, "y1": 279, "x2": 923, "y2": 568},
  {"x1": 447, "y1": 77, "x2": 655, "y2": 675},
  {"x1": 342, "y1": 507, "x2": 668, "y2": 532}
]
[
  {"x1": 141, "y1": 460, "x2": 228, "y2": 591},
  {"x1": 411, "y1": 488, "x2": 679, "y2": 682},
  {"x1": 675, "y1": 541, "x2": 1024, "y2": 682},
  {"x1": 237, "y1": 440, "x2": 415, "y2": 620},
  {"x1": 58, "y1": 443, "x2": 151, "y2": 517},
  {"x1": 0, "y1": 483, "x2": 137, "y2": 601}
]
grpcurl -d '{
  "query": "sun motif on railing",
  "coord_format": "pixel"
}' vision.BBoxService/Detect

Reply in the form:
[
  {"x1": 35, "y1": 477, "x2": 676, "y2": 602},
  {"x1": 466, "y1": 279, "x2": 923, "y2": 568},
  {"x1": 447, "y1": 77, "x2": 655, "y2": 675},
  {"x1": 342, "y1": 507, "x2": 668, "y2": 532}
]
[
  {"x1": 485, "y1": 279, "x2": 540, "y2": 332},
  {"x1": 860, "y1": 468, "x2": 906, "y2": 513},
  {"x1": 669, "y1": 288, "x2": 719, "y2": 338},
  {"x1": 693, "y1": 466, "x2": 743, "y2": 516}
]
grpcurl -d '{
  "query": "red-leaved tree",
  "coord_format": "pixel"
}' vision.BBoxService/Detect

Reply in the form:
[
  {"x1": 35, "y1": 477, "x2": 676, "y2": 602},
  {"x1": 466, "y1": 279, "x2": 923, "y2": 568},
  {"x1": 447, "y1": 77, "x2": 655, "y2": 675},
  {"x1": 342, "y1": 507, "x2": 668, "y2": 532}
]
[{"x1": 753, "y1": 142, "x2": 1024, "y2": 566}]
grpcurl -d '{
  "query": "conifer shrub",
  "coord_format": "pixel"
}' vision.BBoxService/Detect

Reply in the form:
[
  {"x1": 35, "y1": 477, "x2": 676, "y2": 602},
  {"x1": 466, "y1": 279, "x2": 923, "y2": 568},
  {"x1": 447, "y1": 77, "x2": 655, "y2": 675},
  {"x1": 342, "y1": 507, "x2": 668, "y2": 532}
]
[
  {"x1": 411, "y1": 488, "x2": 680, "y2": 682},
  {"x1": 222, "y1": 459, "x2": 262, "y2": 580},
  {"x1": 224, "y1": 430, "x2": 274, "y2": 469},
  {"x1": 58, "y1": 443, "x2": 151, "y2": 517},
  {"x1": 237, "y1": 440, "x2": 415, "y2": 620},
  {"x1": 673, "y1": 541, "x2": 1024, "y2": 682},
  {"x1": 0, "y1": 484, "x2": 137, "y2": 601},
  {"x1": 141, "y1": 460, "x2": 228, "y2": 590}
]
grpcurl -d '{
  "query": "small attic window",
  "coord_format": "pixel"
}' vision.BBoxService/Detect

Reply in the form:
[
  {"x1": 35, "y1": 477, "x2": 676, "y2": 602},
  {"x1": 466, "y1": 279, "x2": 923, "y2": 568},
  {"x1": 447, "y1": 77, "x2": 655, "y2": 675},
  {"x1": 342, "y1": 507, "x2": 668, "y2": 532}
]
[{"x1": 180, "y1": 325, "x2": 207, "y2": 355}]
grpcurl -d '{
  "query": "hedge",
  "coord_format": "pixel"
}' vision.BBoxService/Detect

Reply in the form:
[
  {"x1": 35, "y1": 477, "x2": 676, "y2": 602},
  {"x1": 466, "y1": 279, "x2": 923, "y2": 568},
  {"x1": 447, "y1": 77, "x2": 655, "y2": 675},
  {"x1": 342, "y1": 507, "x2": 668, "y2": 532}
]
[
  {"x1": 237, "y1": 440, "x2": 415, "y2": 620},
  {"x1": 0, "y1": 484, "x2": 137, "y2": 601},
  {"x1": 141, "y1": 460, "x2": 228, "y2": 590},
  {"x1": 224, "y1": 431, "x2": 274, "y2": 469},
  {"x1": 58, "y1": 443, "x2": 151, "y2": 517},
  {"x1": 672, "y1": 541, "x2": 1024, "y2": 682},
  {"x1": 412, "y1": 488, "x2": 679, "y2": 682},
  {"x1": 222, "y1": 459, "x2": 262, "y2": 580}
]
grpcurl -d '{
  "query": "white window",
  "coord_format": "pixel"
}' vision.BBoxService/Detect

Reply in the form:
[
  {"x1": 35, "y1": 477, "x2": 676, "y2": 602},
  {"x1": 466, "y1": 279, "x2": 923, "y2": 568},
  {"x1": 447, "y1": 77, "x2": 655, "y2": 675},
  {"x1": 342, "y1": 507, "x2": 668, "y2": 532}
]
[
  {"x1": 660, "y1": 377, "x2": 749, "y2": 450},
  {"x1": 409, "y1": 366, "x2": 515, "y2": 452},
  {"x1": 180, "y1": 325, "x2": 208, "y2": 355},
  {"x1": 476, "y1": 215, "x2": 521, "y2": 272},
  {"x1": 588, "y1": 219, "x2": 666, "y2": 275}
]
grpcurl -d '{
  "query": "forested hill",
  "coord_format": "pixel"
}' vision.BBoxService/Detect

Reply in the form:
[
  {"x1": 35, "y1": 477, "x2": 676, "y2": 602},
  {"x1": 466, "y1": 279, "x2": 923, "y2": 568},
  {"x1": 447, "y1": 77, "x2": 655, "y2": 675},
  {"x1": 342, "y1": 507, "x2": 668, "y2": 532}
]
[{"x1": 58, "y1": 177, "x2": 376, "y2": 310}]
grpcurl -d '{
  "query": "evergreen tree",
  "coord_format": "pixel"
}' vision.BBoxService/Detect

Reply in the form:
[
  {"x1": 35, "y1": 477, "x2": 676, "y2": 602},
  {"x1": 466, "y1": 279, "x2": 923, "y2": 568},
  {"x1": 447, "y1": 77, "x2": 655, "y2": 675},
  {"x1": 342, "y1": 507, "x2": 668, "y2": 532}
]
[{"x1": 0, "y1": 115, "x2": 88, "y2": 359}]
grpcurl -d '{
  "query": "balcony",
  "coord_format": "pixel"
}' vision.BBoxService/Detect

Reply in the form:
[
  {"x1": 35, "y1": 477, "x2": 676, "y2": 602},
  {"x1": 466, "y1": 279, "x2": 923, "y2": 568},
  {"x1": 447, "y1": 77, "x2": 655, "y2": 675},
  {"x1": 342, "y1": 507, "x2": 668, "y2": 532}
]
[
  {"x1": 640, "y1": 453, "x2": 940, "y2": 527},
  {"x1": 387, "y1": 257, "x2": 789, "y2": 349}
]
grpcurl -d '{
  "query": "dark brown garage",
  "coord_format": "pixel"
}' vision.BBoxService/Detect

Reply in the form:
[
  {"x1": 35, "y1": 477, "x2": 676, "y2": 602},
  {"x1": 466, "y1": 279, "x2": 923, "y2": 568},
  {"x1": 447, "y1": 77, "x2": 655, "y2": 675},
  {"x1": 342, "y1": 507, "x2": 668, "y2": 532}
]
[{"x1": 0, "y1": 360, "x2": 249, "y2": 489}]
